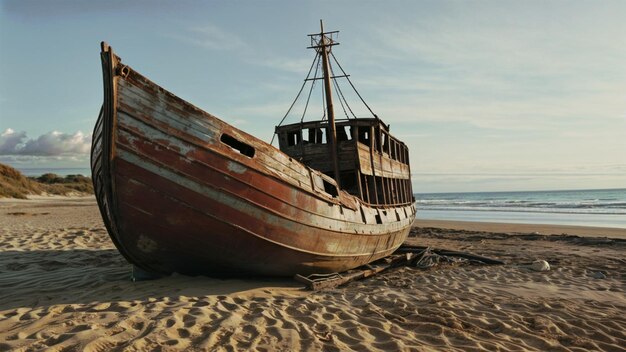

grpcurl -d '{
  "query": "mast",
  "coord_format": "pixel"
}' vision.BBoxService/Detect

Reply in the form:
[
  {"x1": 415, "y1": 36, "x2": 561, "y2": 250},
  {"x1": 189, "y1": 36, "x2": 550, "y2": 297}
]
[{"x1": 318, "y1": 20, "x2": 341, "y2": 189}]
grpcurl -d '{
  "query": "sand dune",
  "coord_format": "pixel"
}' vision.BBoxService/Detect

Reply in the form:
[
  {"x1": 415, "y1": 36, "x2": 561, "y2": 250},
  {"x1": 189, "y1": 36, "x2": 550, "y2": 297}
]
[{"x1": 1, "y1": 197, "x2": 624, "y2": 351}]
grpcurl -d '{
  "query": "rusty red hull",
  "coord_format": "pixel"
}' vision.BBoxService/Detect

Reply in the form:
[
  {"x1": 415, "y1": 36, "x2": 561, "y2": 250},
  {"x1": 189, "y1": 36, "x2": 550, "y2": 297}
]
[{"x1": 91, "y1": 43, "x2": 415, "y2": 276}]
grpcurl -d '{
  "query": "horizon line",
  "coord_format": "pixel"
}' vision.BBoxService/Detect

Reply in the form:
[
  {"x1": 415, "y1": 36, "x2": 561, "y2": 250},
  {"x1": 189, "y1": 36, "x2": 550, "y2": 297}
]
[{"x1": 414, "y1": 187, "x2": 626, "y2": 195}]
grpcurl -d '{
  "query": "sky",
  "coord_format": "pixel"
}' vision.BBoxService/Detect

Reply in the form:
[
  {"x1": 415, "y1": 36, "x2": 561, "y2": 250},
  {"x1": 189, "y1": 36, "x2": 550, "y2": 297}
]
[{"x1": 1, "y1": 0, "x2": 625, "y2": 193}]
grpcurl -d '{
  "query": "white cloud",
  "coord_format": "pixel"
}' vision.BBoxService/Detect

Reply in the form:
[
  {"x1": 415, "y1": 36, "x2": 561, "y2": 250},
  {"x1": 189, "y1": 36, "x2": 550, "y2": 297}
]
[
  {"x1": 339, "y1": 7, "x2": 626, "y2": 135},
  {"x1": 257, "y1": 56, "x2": 315, "y2": 74},
  {"x1": 168, "y1": 23, "x2": 316, "y2": 75},
  {"x1": 0, "y1": 129, "x2": 91, "y2": 156},
  {"x1": 412, "y1": 163, "x2": 626, "y2": 193},
  {"x1": 0, "y1": 128, "x2": 27, "y2": 154},
  {"x1": 179, "y1": 24, "x2": 247, "y2": 51}
]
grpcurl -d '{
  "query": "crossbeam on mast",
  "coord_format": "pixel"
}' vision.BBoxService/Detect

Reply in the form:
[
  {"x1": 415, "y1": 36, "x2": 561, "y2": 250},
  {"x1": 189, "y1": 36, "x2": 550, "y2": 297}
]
[
  {"x1": 307, "y1": 43, "x2": 339, "y2": 50},
  {"x1": 307, "y1": 30, "x2": 339, "y2": 37},
  {"x1": 304, "y1": 74, "x2": 349, "y2": 81}
]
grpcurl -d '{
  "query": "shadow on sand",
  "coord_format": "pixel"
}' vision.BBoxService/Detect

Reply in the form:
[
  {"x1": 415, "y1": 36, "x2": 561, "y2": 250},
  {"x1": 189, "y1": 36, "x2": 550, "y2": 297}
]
[{"x1": 0, "y1": 248, "x2": 302, "y2": 311}]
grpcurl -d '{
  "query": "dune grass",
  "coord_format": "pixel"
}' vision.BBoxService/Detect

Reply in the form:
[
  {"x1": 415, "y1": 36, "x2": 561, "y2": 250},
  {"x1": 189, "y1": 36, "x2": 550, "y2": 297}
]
[{"x1": 0, "y1": 163, "x2": 93, "y2": 199}]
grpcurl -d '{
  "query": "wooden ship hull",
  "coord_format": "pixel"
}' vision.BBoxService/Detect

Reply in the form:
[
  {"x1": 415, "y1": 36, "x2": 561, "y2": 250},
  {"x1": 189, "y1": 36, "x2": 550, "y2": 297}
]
[{"x1": 92, "y1": 34, "x2": 415, "y2": 277}]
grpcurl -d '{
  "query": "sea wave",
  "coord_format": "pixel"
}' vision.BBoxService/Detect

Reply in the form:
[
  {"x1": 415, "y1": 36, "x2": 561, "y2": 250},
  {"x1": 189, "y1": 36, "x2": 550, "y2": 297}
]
[
  {"x1": 417, "y1": 206, "x2": 626, "y2": 215},
  {"x1": 416, "y1": 200, "x2": 626, "y2": 210},
  {"x1": 415, "y1": 189, "x2": 626, "y2": 215}
]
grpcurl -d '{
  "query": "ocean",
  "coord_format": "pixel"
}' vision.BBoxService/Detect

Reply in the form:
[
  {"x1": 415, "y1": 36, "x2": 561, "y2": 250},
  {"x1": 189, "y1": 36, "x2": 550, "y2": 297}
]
[{"x1": 415, "y1": 189, "x2": 626, "y2": 229}]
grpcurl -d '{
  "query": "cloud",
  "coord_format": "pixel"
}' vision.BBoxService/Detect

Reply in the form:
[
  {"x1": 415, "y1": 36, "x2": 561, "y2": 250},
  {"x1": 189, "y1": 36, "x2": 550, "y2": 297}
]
[
  {"x1": 0, "y1": 129, "x2": 27, "y2": 155},
  {"x1": 0, "y1": 154, "x2": 88, "y2": 165},
  {"x1": 411, "y1": 165, "x2": 626, "y2": 193},
  {"x1": 168, "y1": 23, "x2": 315, "y2": 75},
  {"x1": 0, "y1": 129, "x2": 91, "y2": 156},
  {"x1": 169, "y1": 24, "x2": 247, "y2": 51},
  {"x1": 340, "y1": 6, "x2": 626, "y2": 134},
  {"x1": 257, "y1": 57, "x2": 315, "y2": 74}
]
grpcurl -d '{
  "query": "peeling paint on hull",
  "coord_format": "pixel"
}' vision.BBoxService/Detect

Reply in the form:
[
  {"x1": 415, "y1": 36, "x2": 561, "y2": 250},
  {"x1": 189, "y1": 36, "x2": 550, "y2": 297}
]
[{"x1": 92, "y1": 43, "x2": 415, "y2": 277}]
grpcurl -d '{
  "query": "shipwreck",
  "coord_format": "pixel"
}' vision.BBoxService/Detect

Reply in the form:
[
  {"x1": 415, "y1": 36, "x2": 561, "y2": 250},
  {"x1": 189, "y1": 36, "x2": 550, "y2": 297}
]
[{"x1": 91, "y1": 22, "x2": 416, "y2": 277}]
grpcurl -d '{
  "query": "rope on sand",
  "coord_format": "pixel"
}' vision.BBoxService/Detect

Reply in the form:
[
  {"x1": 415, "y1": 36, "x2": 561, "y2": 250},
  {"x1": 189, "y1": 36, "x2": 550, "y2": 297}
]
[{"x1": 295, "y1": 245, "x2": 505, "y2": 291}]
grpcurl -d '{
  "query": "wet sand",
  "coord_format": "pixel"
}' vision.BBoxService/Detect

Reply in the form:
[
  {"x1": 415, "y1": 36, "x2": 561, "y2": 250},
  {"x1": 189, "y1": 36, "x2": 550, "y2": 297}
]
[
  {"x1": 1, "y1": 197, "x2": 624, "y2": 351},
  {"x1": 417, "y1": 219, "x2": 626, "y2": 239}
]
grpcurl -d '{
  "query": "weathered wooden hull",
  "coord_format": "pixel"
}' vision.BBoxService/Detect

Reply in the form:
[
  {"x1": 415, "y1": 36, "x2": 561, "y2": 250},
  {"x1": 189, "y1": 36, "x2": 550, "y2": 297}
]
[{"x1": 92, "y1": 43, "x2": 415, "y2": 276}]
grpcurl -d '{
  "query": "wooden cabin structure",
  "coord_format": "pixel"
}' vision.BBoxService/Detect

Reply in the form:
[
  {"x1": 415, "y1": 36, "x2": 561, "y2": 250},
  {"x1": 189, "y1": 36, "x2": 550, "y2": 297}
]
[{"x1": 276, "y1": 118, "x2": 413, "y2": 211}]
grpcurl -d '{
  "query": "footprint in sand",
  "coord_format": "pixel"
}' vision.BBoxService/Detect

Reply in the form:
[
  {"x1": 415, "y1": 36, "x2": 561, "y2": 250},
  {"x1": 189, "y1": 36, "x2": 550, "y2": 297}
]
[
  {"x1": 165, "y1": 319, "x2": 176, "y2": 328},
  {"x1": 177, "y1": 328, "x2": 191, "y2": 338}
]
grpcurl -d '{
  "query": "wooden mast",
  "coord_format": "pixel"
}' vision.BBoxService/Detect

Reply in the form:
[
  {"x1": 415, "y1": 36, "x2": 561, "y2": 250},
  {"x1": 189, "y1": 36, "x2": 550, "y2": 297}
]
[{"x1": 319, "y1": 20, "x2": 341, "y2": 189}]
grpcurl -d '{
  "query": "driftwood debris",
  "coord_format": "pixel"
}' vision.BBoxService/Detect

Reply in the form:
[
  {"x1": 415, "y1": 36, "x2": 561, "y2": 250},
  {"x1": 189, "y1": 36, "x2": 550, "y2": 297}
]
[
  {"x1": 295, "y1": 245, "x2": 504, "y2": 290},
  {"x1": 396, "y1": 245, "x2": 505, "y2": 265},
  {"x1": 295, "y1": 253, "x2": 411, "y2": 290}
]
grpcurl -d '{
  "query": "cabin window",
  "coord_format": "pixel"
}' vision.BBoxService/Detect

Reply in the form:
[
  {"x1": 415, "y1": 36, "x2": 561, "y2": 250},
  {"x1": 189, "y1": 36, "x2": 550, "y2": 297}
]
[
  {"x1": 308, "y1": 128, "x2": 325, "y2": 144},
  {"x1": 376, "y1": 176, "x2": 386, "y2": 204},
  {"x1": 323, "y1": 179, "x2": 339, "y2": 197},
  {"x1": 358, "y1": 127, "x2": 369, "y2": 145},
  {"x1": 349, "y1": 126, "x2": 357, "y2": 140},
  {"x1": 287, "y1": 131, "x2": 301, "y2": 146},
  {"x1": 367, "y1": 175, "x2": 377, "y2": 204},
  {"x1": 337, "y1": 126, "x2": 350, "y2": 142},
  {"x1": 220, "y1": 133, "x2": 255, "y2": 158},
  {"x1": 360, "y1": 174, "x2": 370, "y2": 204},
  {"x1": 381, "y1": 132, "x2": 389, "y2": 155},
  {"x1": 391, "y1": 178, "x2": 399, "y2": 204},
  {"x1": 406, "y1": 179, "x2": 411, "y2": 203},
  {"x1": 339, "y1": 171, "x2": 358, "y2": 196}
]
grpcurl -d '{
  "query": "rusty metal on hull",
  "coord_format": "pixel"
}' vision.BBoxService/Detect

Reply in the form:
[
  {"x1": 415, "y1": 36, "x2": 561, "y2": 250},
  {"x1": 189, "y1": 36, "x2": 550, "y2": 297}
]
[{"x1": 92, "y1": 41, "x2": 416, "y2": 276}]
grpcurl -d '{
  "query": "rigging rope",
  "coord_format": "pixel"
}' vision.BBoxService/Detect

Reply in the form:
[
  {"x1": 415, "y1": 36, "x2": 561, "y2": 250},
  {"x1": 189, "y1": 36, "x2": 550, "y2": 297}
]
[
  {"x1": 330, "y1": 52, "x2": 377, "y2": 119},
  {"x1": 332, "y1": 76, "x2": 349, "y2": 119},
  {"x1": 271, "y1": 53, "x2": 320, "y2": 145},
  {"x1": 272, "y1": 40, "x2": 380, "y2": 146},
  {"x1": 329, "y1": 61, "x2": 357, "y2": 119},
  {"x1": 300, "y1": 54, "x2": 322, "y2": 123}
]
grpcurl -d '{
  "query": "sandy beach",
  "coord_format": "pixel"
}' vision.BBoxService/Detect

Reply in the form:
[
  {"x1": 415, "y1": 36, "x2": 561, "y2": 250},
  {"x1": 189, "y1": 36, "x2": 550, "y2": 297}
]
[{"x1": 1, "y1": 197, "x2": 624, "y2": 351}]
